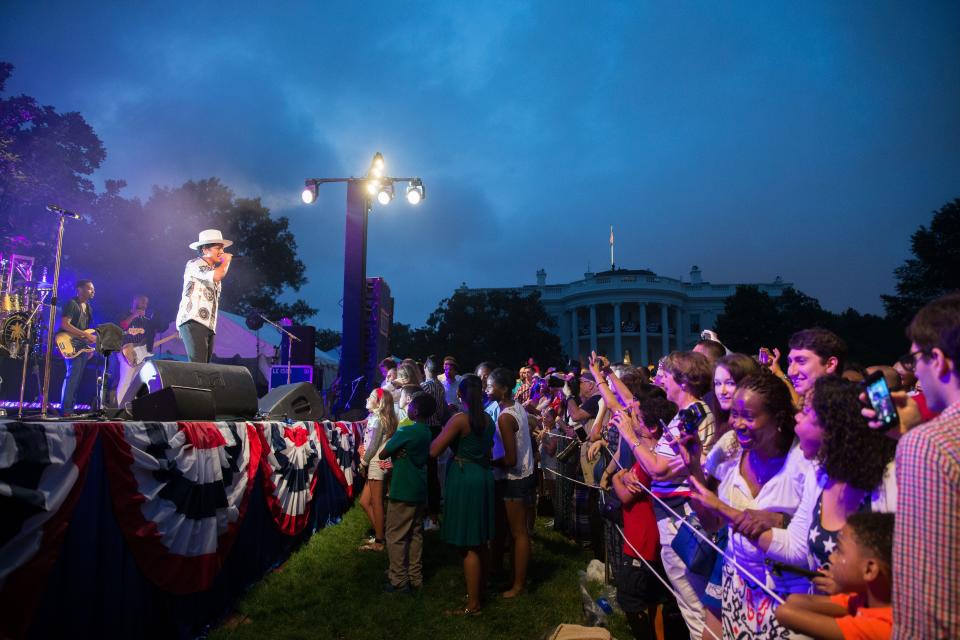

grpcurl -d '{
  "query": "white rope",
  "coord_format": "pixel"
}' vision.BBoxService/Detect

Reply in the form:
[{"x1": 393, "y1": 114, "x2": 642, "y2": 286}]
[
  {"x1": 541, "y1": 431, "x2": 575, "y2": 441},
  {"x1": 610, "y1": 456, "x2": 786, "y2": 605},
  {"x1": 543, "y1": 466, "x2": 594, "y2": 488},
  {"x1": 612, "y1": 520, "x2": 721, "y2": 640},
  {"x1": 547, "y1": 462, "x2": 785, "y2": 606}
]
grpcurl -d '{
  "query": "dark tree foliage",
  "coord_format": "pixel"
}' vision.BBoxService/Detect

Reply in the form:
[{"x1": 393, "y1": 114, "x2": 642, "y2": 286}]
[
  {"x1": 315, "y1": 328, "x2": 342, "y2": 351},
  {"x1": 882, "y1": 198, "x2": 960, "y2": 326},
  {"x1": 0, "y1": 62, "x2": 106, "y2": 247},
  {"x1": 717, "y1": 286, "x2": 904, "y2": 368},
  {"x1": 391, "y1": 290, "x2": 563, "y2": 371},
  {"x1": 0, "y1": 63, "x2": 314, "y2": 327}
]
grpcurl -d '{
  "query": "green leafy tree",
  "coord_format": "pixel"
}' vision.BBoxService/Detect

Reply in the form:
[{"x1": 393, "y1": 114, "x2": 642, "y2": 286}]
[
  {"x1": 316, "y1": 328, "x2": 341, "y2": 351},
  {"x1": 0, "y1": 61, "x2": 105, "y2": 250},
  {"x1": 717, "y1": 286, "x2": 903, "y2": 368},
  {"x1": 397, "y1": 289, "x2": 563, "y2": 370},
  {"x1": 882, "y1": 198, "x2": 960, "y2": 326}
]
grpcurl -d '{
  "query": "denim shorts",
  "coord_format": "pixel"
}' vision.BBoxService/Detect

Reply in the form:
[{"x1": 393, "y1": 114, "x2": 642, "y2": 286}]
[{"x1": 499, "y1": 474, "x2": 537, "y2": 505}]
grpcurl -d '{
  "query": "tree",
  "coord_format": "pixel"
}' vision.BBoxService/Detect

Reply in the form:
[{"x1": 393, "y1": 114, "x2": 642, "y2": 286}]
[
  {"x1": 316, "y1": 328, "x2": 341, "y2": 351},
  {"x1": 0, "y1": 62, "x2": 314, "y2": 328},
  {"x1": 393, "y1": 289, "x2": 563, "y2": 370},
  {"x1": 882, "y1": 198, "x2": 960, "y2": 326},
  {"x1": 0, "y1": 61, "x2": 106, "y2": 253},
  {"x1": 717, "y1": 286, "x2": 903, "y2": 368}
]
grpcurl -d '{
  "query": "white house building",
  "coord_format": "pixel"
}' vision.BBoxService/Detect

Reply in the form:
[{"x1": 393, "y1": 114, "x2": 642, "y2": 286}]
[{"x1": 461, "y1": 266, "x2": 790, "y2": 366}]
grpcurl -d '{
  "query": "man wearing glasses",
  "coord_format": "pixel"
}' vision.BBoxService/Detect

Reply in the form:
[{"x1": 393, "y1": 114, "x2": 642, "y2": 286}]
[{"x1": 868, "y1": 294, "x2": 960, "y2": 639}]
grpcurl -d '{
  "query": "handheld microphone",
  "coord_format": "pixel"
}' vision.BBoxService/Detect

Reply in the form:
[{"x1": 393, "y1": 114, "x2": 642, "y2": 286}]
[{"x1": 46, "y1": 204, "x2": 82, "y2": 219}]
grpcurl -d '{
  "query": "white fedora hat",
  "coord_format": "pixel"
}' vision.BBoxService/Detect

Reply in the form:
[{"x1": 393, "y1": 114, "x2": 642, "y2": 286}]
[{"x1": 189, "y1": 229, "x2": 234, "y2": 250}]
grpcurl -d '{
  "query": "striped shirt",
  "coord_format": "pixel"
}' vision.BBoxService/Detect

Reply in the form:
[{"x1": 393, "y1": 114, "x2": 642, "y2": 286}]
[
  {"x1": 650, "y1": 401, "x2": 715, "y2": 508},
  {"x1": 892, "y1": 400, "x2": 960, "y2": 639},
  {"x1": 420, "y1": 379, "x2": 447, "y2": 428}
]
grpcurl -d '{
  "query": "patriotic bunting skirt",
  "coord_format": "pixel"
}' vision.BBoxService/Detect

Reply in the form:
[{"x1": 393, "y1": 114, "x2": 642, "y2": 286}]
[{"x1": 0, "y1": 418, "x2": 363, "y2": 639}]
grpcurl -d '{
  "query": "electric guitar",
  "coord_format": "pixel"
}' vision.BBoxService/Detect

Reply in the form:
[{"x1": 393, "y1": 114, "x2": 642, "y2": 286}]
[
  {"x1": 55, "y1": 327, "x2": 144, "y2": 359},
  {"x1": 122, "y1": 332, "x2": 181, "y2": 367}
]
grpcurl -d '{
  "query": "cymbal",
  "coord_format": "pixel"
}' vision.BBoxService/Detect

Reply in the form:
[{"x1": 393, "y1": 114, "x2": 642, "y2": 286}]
[
  {"x1": 1, "y1": 234, "x2": 35, "y2": 248},
  {"x1": 21, "y1": 280, "x2": 53, "y2": 289}
]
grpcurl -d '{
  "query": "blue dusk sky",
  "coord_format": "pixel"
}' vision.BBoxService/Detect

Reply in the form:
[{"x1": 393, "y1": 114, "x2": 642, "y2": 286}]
[{"x1": 3, "y1": 2, "x2": 959, "y2": 330}]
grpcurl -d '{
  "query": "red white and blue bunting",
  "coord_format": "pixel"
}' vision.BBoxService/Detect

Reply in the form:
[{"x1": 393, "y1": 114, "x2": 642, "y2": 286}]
[
  {"x1": 0, "y1": 421, "x2": 97, "y2": 639},
  {"x1": 100, "y1": 421, "x2": 262, "y2": 594},
  {"x1": 0, "y1": 418, "x2": 364, "y2": 614}
]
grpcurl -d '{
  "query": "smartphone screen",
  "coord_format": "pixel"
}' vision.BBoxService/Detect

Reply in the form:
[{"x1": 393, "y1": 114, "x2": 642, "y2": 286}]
[{"x1": 865, "y1": 372, "x2": 899, "y2": 429}]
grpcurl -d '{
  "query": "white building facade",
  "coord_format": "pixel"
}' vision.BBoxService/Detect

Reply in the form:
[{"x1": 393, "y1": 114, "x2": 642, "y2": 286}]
[{"x1": 466, "y1": 266, "x2": 790, "y2": 367}]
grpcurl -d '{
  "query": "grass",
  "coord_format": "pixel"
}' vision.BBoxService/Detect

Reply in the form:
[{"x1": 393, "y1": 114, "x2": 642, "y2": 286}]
[{"x1": 210, "y1": 506, "x2": 631, "y2": 640}]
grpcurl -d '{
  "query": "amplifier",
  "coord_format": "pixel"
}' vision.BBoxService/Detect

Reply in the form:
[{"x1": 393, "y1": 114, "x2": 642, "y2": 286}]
[{"x1": 269, "y1": 365, "x2": 314, "y2": 390}]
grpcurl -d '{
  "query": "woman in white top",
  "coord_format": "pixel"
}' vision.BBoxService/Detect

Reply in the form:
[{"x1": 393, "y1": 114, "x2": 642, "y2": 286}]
[
  {"x1": 357, "y1": 388, "x2": 398, "y2": 551},
  {"x1": 685, "y1": 371, "x2": 813, "y2": 639},
  {"x1": 487, "y1": 367, "x2": 536, "y2": 598},
  {"x1": 763, "y1": 376, "x2": 897, "y2": 592}
]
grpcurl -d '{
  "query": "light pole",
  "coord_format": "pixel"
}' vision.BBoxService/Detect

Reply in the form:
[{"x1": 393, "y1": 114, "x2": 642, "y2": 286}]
[{"x1": 301, "y1": 153, "x2": 424, "y2": 414}]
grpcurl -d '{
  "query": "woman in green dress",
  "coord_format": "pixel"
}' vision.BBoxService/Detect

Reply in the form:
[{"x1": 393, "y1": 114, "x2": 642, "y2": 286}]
[{"x1": 430, "y1": 373, "x2": 496, "y2": 615}]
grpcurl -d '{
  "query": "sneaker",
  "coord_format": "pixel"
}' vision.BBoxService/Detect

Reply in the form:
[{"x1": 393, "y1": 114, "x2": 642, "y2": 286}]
[
  {"x1": 382, "y1": 582, "x2": 412, "y2": 594},
  {"x1": 423, "y1": 517, "x2": 440, "y2": 532}
]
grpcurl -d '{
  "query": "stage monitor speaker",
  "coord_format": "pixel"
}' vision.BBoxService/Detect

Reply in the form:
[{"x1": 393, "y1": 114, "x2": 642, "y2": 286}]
[
  {"x1": 279, "y1": 325, "x2": 316, "y2": 365},
  {"x1": 258, "y1": 382, "x2": 327, "y2": 421},
  {"x1": 131, "y1": 386, "x2": 216, "y2": 421},
  {"x1": 120, "y1": 360, "x2": 258, "y2": 419}
]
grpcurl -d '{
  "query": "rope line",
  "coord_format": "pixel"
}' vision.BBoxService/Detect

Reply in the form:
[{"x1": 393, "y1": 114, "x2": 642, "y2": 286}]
[
  {"x1": 545, "y1": 463, "x2": 785, "y2": 605},
  {"x1": 612, "y1": 521, "x2": 721, "y2": 640}
]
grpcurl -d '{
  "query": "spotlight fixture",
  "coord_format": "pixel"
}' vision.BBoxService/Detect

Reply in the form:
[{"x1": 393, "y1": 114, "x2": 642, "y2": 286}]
[
  {"x1": 366, "y1": 178, "x2": 381, "y2": 196},
  {"x1": 377, "y1": 182, "x2": 394, "y2": 205},
  {"x1": 301, "y1": 182, "x2": 317, "y2": 204},
  {"x1": 370, "y1": 152, "x2": 385, "y2": 178},
  {"x1": 405, "y1": 178, "x2": 425, "y2": 205}
]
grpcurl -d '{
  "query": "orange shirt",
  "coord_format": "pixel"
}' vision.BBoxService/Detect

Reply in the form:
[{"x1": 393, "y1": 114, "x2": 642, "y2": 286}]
[{"x1": 829, "y1": 593, "x2": 893, "y2": 640}]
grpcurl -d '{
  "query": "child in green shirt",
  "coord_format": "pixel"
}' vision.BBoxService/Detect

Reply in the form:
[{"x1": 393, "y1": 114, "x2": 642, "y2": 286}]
[{"x1": 379, "y1": 393, "x2": 436, "y2": 592}]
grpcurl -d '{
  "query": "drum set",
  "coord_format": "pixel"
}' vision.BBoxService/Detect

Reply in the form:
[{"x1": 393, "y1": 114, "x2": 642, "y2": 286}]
[{"x1": 0, "y1": 248, "x2": 51, "y2": 413}]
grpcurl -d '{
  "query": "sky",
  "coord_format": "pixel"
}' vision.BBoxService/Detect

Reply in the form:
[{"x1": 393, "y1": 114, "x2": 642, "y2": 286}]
[{"x1": 2, "y1": 1, "x2": 959, "y2": 331}]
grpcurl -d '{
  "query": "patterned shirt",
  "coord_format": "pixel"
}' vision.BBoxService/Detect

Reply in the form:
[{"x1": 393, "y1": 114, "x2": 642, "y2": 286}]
[
  {"x1": 892, "y1": 400, "x2": 960, "y2": 639},
  {"x1": 175, "y1": 258, "x2": 221, "y2": 332}
]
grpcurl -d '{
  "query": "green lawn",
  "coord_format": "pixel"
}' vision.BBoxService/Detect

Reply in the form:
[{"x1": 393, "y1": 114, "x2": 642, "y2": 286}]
[{"x1": 211, "y1": 506, "x2": 631, "y2": 640}]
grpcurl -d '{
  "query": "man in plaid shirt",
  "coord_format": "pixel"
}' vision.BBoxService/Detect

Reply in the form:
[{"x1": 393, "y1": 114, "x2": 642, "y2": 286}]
[{"x1": 885, "y1": 293, "x2": 960, "y2": 639}]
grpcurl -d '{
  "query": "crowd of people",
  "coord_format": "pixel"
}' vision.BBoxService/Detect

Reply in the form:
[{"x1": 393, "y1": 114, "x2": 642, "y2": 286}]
[{"x1": 353, "y1": 293, "x2": 960, "y2": 640}]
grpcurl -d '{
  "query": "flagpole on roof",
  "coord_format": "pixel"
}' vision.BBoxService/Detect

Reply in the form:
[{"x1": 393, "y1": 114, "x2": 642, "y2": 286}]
[{"x1": 609, "y1": 225, "x2": 615, "y2": 270}]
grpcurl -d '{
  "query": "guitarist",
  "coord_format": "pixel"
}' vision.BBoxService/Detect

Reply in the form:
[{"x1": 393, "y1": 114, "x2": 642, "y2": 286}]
[
  {"x1": 59, "y1": 279, "x2": 96, "y2": 417},
  {"x1": 115, "y1": 293, "x2": 157, "y2": 403}
]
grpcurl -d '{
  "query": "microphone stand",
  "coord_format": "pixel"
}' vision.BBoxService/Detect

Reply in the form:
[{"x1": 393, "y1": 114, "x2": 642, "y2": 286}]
[
  {"x1": 258, "y1": 314, "x2": 301, "y2": 386},
  {"x1": 40, "y1": 211, "x2": 77, "y2": 419}
]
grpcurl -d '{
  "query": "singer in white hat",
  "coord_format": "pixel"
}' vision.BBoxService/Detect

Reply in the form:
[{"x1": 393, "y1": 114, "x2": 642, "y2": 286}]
[{"x1": 176, "y1": 229, "x2": 234, "y2": 363}]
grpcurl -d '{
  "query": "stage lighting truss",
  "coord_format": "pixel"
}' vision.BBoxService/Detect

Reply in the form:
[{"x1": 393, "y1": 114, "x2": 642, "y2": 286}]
[{"x1": 301, "y1": 152, "x2": 424, "y2": 210}]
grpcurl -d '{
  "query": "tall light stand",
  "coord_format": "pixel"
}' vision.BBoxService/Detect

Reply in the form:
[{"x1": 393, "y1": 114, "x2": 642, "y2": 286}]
[{"x1": 301, "y1": 154, "x2": 424, "y2": 415}]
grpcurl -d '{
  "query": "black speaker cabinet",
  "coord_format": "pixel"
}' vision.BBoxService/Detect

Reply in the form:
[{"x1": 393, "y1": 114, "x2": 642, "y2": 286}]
[
  {"x1": 258, "y1": 382, "x2": 327, "y2": 421},
  {"x1": 279, "y1": 325, "x2": 317, "y2": 365},
  {"x1": 120, "y1": 360, "x2": 258, "y2": 419},
  {"x1": 131, "y1": 386, "x2": 216, "y2": 421}
]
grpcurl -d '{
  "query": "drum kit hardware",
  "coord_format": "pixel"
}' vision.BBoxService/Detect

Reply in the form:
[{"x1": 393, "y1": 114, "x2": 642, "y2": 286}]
[{"x1": 1, "y1": 243, "x2": 53, "y2": 416}]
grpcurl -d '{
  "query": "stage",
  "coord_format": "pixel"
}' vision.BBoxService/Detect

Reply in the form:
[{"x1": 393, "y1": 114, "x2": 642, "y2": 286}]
[{"x1": 0, "y1": 417, "x2": 364, "y2": 640}]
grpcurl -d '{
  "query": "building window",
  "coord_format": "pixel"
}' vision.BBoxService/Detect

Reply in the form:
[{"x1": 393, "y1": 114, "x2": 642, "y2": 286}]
[{"x1": 690, "y1": 313, "x2": 701, "y2": 334}]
